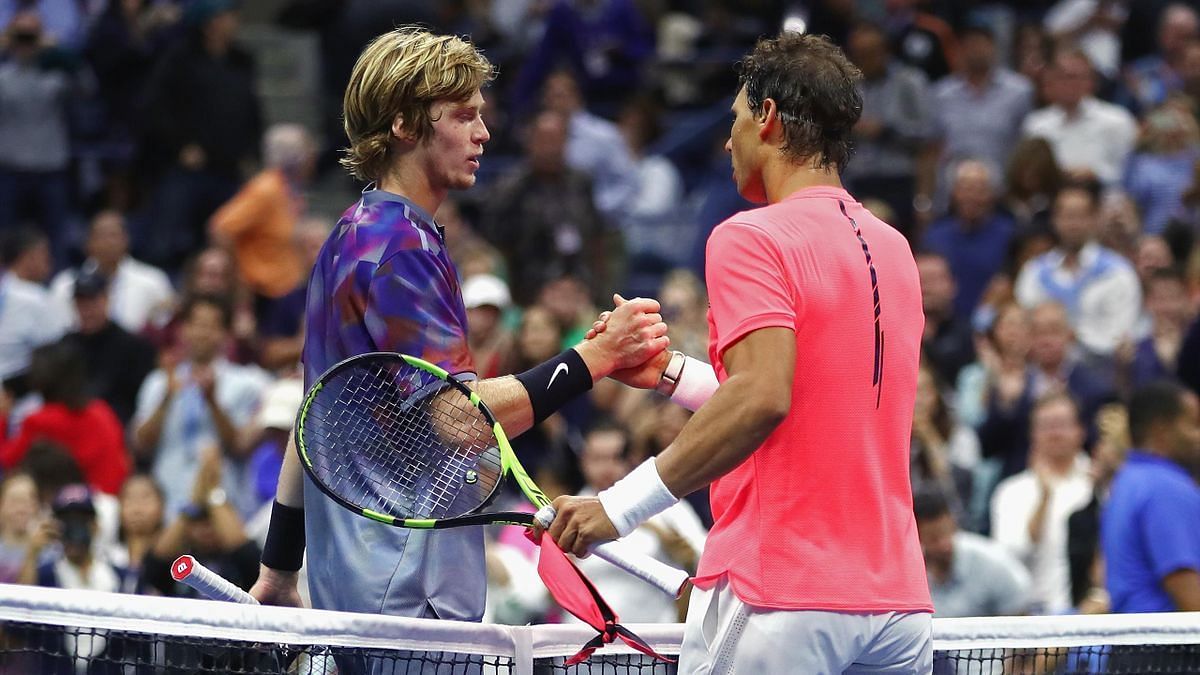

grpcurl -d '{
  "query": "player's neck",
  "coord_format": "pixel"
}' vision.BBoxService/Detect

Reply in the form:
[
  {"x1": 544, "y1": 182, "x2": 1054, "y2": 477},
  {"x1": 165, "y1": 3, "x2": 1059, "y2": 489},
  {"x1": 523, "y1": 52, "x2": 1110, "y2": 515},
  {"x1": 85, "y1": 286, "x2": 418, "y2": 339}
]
[
  {"x1": 378, "y1": 163, "x2": 447, "y2": 217},
  {"x1": 763, "y1": 159, "x2": 843, "y2": 204}
]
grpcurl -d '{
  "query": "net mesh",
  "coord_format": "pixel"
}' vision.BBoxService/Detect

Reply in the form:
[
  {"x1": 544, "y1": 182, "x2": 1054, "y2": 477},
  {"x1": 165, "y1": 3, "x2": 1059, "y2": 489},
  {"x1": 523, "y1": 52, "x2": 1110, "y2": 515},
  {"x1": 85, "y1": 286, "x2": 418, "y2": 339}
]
[
  {"x1": 1, "y1": 585, "x2": 1198, "y2": 675},
  {"x1": 299, "y1": 355, "x2": 503, "y2": 521}
]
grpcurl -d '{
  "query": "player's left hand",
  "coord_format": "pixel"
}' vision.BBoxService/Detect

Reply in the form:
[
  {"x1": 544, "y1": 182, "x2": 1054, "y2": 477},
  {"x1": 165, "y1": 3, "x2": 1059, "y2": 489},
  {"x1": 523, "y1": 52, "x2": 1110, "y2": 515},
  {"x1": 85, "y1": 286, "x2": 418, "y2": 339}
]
[{"x1": 543, "y1": 495, "x2": 619, "y2": 558}]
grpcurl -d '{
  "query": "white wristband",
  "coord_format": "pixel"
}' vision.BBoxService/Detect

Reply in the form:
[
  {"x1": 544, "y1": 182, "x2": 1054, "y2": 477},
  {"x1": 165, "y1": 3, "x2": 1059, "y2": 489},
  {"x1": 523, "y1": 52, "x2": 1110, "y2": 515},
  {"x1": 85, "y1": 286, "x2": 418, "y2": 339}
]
[
  {"x1": 670, "y1": 356, "x2": 719, "y2": 412},
  {"x1": 597, "y1": 457, "x2": 678, "y2": 537}
]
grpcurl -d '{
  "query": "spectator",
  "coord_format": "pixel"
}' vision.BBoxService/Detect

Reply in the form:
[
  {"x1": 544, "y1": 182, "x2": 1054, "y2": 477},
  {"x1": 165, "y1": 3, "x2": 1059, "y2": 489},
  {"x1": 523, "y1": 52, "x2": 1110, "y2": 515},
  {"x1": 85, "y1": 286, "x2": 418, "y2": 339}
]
[
  {"x1": 1123, "y1": 3, "x2": 1199, "y2": 113},
  {"x1": 1067, "y1": 403, "x2": 1129, "y2": 613},
  {"x1": 132, "y1": 294, "x2": 268, "y2": 517},
  {"x1": 49, "y1": 210, "x2": 176, "y2": 334},
  {"x1": 0, "y1": 229, "x2": 70, "y2": 390},
  {"x1": 1015, "y1": 180, "x2": 1141, "y2": 357},
  {"x1": 991, "y1": 392, "x2": 1095, "y2": 615},
  {"x1": 482, "y1": 111, "x2": 609, "y2": 305},
  {"x1": 1123, "y1": 102, "x2": 1200, "y2": 234},
  {"x1": 911, "y1": 362, "x2": 979, "y2": 528},
  {"x1": 922, "y1": 160, "x2": 1017, "y2": 323},
  {"x1": 1003, "y1": 137, "x2": 1063, "y2": 242},
  {"x1": 1026, "y1": 301, "x2": 1119, "y2": 436},
  {"x1": 0, "y1": 11, "x2": 84, "y2": 266},
  {"x1": 916, "y1": 251, "x2": 975, "y2": 386},
  {"x1": 534, "y1": 273, "x2": 600, "y2": 348},
  {"x1": 83, "y1": 0, "x2": 180, "y2": 209},
  {"x1": 1022, "y1": 46, "x2": 1137, "y2": 185},
  {"x1": 539, "y1": 69, "x2": 640, "y2": 227},
  {"x1": 21, "y1": 484, "x2": 127, "y2": 594},
  {"x1": 257, "y1": 217, "x2": 329, "y2": 373},
  {"x1": 656, "y1": 270, "x2": 709, "y2": 366},
  {"x1": 137, "y1": 0, "x2": 262, "y2": 272},
  {"x1": 914, "y1": 488, "x2": 1031, "y2": 618},
  {"x1": 146, "y1": 247, "x2": 257, "y2": 365},
  {"x1": 932, "y1": 23, "x2": 1035, "y2": 204},
  {"x1": 1179, "y1": 305, "x2": 1200, "y2": 397},
  {"x1": 1043, "y1": 0, "x2": 1127, "y2": 80},
  {"x1": 59, "y1": 266, "x2": 158, "y2": 425},
  {"x1": 0, "y1": 342, "x2": 129, "y2": 495},
  {"x1": 0, "y1": 473, "x2": 40, "y2": 584},
  {"x1": 140, "y1": 446, "x2": 260, "y2": 597},
  {"x1": 572, "y1": 419, "x2": 706, "y2": 622},
  {"x1": 210, "y1": 123, "x2": 318, "y2": 301},
  {"x1": 463, "y1": 274, "x2": 515, "y2": 381},
  {"x1": 1103, "y1": 380, "x2": 1200, "y2": 612},
  {"x1": 513, "y1": 0, "x2": 654, "y2": 116},
  {"x1": 18, "y1": 440, "x2": 119, "y2": 549},
  {"x1": 617, "y1": 97, "x2": 687, "y2": 297},
  {"x1": 1123, "y1": 267, "x2": 1193, "y2": 389},
  {"x1": 106, "y1": 473, "x2": 164, "y2": 593},
  {"x1": 843, "y1": 21, "x2": 934, "y2": 237},
  {"x1": 883, "y1": 0, "x2": 959, "y2": 82}
]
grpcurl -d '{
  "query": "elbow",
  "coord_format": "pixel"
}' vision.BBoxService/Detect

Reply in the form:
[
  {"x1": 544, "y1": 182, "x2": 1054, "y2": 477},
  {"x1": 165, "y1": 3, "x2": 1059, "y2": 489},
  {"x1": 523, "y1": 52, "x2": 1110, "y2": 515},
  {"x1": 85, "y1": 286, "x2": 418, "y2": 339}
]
[{"x1": 748, "y1": 392, "x2": 790, "y2": 433}]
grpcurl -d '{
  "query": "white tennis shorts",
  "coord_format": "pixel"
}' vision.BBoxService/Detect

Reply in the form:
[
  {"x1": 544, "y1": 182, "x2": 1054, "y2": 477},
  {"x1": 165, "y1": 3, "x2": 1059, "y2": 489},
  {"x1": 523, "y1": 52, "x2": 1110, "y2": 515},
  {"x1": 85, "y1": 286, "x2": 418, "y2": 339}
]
[{"x1": 679, "y1": 577, "x2": 933, "y2": 675}]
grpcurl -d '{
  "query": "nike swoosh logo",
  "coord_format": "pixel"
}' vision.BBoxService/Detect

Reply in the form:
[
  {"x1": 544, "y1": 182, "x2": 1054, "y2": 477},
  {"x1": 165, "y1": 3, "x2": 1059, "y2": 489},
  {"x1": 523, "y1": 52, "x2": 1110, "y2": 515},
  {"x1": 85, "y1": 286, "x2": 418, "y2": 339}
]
[{"x1": 547, "y1": 363, "x2": 569, "y2": 389}]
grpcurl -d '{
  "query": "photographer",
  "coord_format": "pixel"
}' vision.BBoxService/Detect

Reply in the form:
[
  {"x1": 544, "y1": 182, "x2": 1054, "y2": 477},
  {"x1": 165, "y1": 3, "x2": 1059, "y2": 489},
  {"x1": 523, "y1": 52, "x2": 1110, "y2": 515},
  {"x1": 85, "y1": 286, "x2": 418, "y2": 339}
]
[{"x1": 18, "y1": 484, "x2": 126, "y2": 592}]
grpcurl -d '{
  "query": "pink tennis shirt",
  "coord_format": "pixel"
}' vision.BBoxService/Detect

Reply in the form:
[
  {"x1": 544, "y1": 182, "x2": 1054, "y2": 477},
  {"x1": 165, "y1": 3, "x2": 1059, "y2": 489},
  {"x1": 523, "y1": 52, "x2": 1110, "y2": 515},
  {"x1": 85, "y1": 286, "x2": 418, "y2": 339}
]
[{"x1": 693, "y1": 185, "x2": 932, "y2": 613}]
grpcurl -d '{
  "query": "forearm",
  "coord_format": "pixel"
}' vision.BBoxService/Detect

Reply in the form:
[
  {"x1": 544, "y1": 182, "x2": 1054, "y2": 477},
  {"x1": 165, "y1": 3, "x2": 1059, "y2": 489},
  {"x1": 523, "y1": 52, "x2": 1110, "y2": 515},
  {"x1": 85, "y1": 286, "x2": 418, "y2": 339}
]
[
  {"x1": 16, "y1": 550, "x2": 40, "y2": 586},
  {"x1": 472, "y1": 376, "x2": 535, "y2": 438},
  {"x1": 151, "y1": 518, "x2": 189, "y2": 559},
  {"x1": 1165, "y1": 569, "x2": 1200, "y2": 611},
  {"x1": 656, "y1": 374, "x2": 786, "y2": 498},
  {"x1": 209, "y1": 504, "x2": 249, "y2": 551},
  {"x1": 274, "y1": 435, "x2": 303, "y2": 507},
  {"x1": 205, "y1": 398, "x2": 240, "y2": 456},
  {"x1": 1028, "y1": 493, "x2": 1051, "y2": 544},
  {"x1": 132, "y1": 399, "x2": 172, "y2": 457}
]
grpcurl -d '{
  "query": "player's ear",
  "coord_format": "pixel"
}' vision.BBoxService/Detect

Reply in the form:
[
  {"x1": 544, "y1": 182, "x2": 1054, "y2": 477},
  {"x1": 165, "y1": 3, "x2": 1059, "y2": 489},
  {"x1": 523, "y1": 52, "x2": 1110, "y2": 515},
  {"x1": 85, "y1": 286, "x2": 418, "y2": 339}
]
[
  {"x1": 758, "y1": 98, "x2": 780, "y2": 142},
  {"x1": 391, "y1": 114, "x2": 416, "y2": 144}
]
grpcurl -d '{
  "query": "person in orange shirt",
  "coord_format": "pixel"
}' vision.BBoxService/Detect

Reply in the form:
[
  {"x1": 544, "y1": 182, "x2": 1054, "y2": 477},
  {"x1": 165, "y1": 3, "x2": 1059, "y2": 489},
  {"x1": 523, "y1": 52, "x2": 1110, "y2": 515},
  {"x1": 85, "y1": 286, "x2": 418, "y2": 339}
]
[{"x1": 209, "y1": 124, "x2": 317, "y2": 300}]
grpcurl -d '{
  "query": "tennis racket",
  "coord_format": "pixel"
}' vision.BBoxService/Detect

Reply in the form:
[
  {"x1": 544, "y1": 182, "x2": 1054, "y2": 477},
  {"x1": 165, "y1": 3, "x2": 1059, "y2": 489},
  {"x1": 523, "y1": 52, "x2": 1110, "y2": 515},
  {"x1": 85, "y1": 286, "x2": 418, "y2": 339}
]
[{"x1": 295, "y1": 352, "x2": 689, "y2": 597}]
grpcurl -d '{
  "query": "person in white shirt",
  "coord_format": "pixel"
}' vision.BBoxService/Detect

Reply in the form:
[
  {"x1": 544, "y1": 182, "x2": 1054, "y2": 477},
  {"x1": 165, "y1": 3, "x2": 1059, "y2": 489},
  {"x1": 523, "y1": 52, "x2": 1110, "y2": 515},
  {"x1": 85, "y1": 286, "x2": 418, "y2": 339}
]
[
  {"x1": 1021, "y1": 46, "x2": 1137, "y2": 185},
  {"x1": 573, "y1": 419, "x2": 706, "y2": 623},
  {"x1": 1015, "y1": 179, "x2": 1140, "y2": 357},
  {"x1": 0, "y1": 229, "x2": 70, "y2": 385},
  {"x1": 50, "y1": 210, "x2": 175, "y2": 334},
  {"x1": 991, "y1": 392, "x2": 1094, "y2": 615}
]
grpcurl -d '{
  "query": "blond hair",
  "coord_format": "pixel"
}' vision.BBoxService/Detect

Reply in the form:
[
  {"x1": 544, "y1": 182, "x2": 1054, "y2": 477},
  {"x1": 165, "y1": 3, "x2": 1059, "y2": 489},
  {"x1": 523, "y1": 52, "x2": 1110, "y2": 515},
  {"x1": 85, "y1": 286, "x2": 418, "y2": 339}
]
[{"x1": 341, "y1": 27, "x2": 495, "y2": 182}]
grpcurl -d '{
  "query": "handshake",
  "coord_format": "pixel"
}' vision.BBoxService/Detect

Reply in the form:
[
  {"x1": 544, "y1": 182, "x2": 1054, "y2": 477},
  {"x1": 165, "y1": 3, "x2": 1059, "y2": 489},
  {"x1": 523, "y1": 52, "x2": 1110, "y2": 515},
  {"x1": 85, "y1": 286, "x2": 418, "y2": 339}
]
[{"x1": 573, "y1": 293, "x2": 676, "y2": 391}]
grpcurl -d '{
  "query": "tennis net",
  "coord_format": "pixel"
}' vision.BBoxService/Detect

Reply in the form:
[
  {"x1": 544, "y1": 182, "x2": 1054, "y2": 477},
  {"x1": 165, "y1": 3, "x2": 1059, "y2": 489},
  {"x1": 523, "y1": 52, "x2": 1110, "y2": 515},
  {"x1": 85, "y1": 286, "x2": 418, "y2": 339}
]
[{"x1": 0, "y1": 584, "x2": 1197, "y2": 674}]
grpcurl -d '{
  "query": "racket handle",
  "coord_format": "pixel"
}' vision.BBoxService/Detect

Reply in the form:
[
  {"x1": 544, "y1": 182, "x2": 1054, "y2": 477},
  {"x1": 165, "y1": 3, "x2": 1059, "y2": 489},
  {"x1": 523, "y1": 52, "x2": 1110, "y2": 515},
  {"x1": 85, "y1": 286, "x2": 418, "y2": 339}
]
[
  {"x1": 171, "y1": 555, "x2": 260, "y2": 605},
  {"x1": 535, "y1": 506, "x2": 690, "y2": 598}
]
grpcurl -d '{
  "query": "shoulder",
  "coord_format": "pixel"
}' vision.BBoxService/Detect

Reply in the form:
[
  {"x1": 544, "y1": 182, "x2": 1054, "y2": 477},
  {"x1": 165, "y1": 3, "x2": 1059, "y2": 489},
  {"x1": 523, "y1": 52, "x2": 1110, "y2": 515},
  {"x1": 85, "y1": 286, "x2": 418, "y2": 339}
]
[
  {"x1": 993, "y1": 471, "x2": 1035, "y2": 502},
  {"x1": 1089, "y1": 99, "x2": 1137, "y2": 126},
  {"x1": 932, "y1": 76, "x2": 962, "y2": 99}
]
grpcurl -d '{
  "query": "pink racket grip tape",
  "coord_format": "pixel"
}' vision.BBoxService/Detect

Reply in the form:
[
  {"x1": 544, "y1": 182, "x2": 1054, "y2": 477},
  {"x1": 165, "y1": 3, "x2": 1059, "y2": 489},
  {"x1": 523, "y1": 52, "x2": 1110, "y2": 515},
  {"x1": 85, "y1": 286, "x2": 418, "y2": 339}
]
[{"x1": 171, "y1": 555, "x2": 260, "y2": 605}]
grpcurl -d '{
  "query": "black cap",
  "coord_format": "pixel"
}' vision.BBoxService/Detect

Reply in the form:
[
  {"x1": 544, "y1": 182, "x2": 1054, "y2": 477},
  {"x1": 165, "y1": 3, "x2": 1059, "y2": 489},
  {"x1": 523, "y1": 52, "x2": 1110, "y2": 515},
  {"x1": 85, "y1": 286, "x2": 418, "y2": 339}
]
[
  {"x1": 52, "y1": 484, "x2": 96, "y2": 516},
  {"x1": 73, "y1": 266, "x2": 108, "y2": 298}
]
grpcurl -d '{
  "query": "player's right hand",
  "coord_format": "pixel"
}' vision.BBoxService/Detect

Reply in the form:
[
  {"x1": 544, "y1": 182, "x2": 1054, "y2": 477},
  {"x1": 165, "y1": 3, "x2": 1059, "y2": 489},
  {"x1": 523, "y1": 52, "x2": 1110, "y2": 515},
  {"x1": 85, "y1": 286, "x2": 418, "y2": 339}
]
[
  {"x1": 249, "y1": 565, "x2": 303, "y2": 607},
  {"x1": 583, "y1": 294, "x2": 669, "y2": 373}
]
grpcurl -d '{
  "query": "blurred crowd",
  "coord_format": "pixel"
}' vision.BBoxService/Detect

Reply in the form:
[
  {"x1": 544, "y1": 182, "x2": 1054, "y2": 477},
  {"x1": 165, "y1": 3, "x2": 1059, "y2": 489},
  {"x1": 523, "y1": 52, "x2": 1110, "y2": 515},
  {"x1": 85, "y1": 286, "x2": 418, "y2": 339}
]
[{"x1": 0, "y1": 0, "x2": 1199, "y2": 633}]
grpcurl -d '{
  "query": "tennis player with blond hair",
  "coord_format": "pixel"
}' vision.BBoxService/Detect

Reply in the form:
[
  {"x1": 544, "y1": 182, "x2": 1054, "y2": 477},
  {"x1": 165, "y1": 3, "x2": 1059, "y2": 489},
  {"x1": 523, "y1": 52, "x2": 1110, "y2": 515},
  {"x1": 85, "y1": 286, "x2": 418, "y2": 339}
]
[
  {"x1": 550, "y1": 32, "x2": 935, "y2": 673},
  {"x1": 249, "y1": 28, "x2": 669, "y2": 621}
]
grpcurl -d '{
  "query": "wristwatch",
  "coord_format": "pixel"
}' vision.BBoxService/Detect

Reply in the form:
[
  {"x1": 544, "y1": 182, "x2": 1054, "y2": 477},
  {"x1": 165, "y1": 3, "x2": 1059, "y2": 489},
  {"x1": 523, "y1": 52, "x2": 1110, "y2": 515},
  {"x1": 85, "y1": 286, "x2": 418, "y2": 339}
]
[
  {"x1": 207, "y1": 487, "x2": 228, "y2": 509},
  {"x1": 656, "y1": 351, "x2": 686, "y2": 397}
]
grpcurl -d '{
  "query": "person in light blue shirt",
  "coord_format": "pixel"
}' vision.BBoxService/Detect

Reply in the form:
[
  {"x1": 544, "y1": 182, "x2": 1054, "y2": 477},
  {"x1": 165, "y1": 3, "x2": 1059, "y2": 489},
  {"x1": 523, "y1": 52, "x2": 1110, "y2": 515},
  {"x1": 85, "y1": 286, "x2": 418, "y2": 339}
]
[{"x1": 1103, "y1": 380, "x2": 1200, "y2": 613}]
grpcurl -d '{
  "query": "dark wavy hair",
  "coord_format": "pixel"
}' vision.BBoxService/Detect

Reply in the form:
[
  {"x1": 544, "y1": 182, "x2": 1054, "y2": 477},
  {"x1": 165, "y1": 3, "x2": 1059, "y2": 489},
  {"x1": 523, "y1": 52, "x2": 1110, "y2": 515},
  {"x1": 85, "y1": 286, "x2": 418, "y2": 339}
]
[{"x1": 737, "y1": 31, "x2": 863, "y2": 171}]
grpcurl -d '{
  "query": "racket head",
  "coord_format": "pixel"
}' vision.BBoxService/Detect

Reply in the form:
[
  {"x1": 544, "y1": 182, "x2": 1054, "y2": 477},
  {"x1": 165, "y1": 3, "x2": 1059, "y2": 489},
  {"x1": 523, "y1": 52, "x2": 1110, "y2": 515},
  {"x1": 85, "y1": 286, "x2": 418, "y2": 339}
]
[{"x1": 295, "y1": 352, "x2": 507, "y2": 527}]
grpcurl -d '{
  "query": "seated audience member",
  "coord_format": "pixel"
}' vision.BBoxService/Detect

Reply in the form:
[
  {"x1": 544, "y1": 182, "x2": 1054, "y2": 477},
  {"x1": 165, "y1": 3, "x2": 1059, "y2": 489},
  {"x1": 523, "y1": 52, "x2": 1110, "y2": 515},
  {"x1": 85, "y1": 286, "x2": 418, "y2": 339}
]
[
  {"x1": 911, "y1": 363, "x2": 978, "y2": 528},
  {"x1": 242, "y1": 377, "x2": 303, "y2": 512},
  {"x1": 917, "y1": 251, "x2": 975, "y2": 386},
  {"x1": 0, "y1": 473, "x2": 40, "y2": 583},
  {"x1": 257, "y1": 217, "x2": 329, "y2": 372},
  {"x1": 991, "y1": 392, "x2": 1094, "y2": 614},
  {"x1": 572, "y1": 420, "x2": 707, "y2": 622},
  {"x1": 21, "y1": 484, "x2": 127, "y2": 593},
  {"x1": 0, "y1": 229, "x2": 70, "y2": 393},
  {"x1": 49, "y1": 210, "x2": 175, "y2": 333},
  {"x1": 59, "y1": 265, "x2": 158, "y2": 425},
  {"x1": 914, "y1": 488, "x2": 1030, "y2": 618},
  {"x1": 0, "y1": 342, "x2": 129, "y2": 495},
  {"x1": 1123, "y1": 267, "x2": 1193, "y2": 390},
  {"x1": 1103, "y1": 381, "x2": 1200, "y2": 612},
  {"x1": 141, "y1": 446, "x2": 260, "y2": 597},
  {"x1": 107, "y1": 474, "x2": 165, "y2": 593},
  {"x1": 463, "y1": 274, "x2": 515, "y2": 381}
]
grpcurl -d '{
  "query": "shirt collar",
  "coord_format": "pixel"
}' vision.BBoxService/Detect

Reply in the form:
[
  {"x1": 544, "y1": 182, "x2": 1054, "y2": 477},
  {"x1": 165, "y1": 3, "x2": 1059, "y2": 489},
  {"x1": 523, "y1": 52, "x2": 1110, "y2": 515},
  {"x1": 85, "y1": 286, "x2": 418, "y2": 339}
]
[
  {"x1": 781, "y1": 185, "x2": 855, "y2": 202},
  {"x1": 1125, "y1": 450, "x2": 1192, "y2": 478},
  {"x1": 360, "y1": 184, "x2": 443, "y2": 240}
]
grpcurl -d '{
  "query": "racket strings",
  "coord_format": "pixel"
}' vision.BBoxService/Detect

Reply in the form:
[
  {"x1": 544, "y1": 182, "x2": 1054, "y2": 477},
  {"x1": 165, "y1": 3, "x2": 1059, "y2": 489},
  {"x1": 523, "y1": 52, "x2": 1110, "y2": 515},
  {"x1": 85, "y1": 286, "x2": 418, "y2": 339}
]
[{"x1": 303, "y1": 360, "x2": 503, "y2": 519}]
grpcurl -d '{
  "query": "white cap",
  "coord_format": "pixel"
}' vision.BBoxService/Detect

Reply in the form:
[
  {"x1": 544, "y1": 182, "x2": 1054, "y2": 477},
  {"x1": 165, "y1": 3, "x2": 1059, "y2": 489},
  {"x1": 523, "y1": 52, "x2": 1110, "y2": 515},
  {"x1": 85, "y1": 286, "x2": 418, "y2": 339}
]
[
  {"x1": 462, "y1": 274, "x2": 511, "y2": 310},
  {"x1": 256, "y1": 377, "x2": 305, "y2": 430}
]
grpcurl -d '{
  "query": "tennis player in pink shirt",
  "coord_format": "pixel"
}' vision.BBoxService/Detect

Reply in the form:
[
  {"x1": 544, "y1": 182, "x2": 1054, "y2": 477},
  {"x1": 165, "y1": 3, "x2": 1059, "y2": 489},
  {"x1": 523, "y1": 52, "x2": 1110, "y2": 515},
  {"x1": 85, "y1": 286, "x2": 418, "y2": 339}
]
[{"x1": 547, "y1": 32, "x2": 934, "y2": 673}]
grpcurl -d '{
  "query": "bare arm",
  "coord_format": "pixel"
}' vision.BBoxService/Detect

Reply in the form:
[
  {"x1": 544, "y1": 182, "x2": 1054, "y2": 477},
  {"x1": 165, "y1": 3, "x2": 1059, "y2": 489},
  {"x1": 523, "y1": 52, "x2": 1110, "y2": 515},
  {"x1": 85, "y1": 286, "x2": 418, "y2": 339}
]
[
  {"x1": 132, "y1": 392, "x2": 173, "y2": 460},
  {"x1": 1164, "y1": 569, "x2": 1200, "y2": 612},
  {"x1": 653, "y1": 328, "x2": 794, "y2": 497}
]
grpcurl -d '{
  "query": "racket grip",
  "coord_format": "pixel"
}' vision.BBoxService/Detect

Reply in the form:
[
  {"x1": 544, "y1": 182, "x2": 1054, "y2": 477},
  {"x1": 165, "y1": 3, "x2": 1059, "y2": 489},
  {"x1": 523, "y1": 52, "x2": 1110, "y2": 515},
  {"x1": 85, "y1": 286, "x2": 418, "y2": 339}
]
[
  {"x1": 534, "y1": 505, "x2": 690, "y2": 598},
  {"x1": 171, "y1": 555, "x2": 260, "y2": 605},
  {"x1": 591, "y1": 540, "x2": 691, "y2": 598}
]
